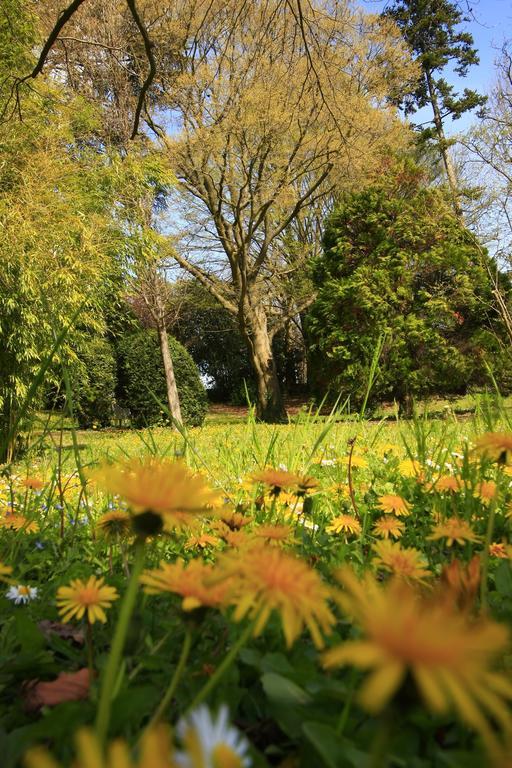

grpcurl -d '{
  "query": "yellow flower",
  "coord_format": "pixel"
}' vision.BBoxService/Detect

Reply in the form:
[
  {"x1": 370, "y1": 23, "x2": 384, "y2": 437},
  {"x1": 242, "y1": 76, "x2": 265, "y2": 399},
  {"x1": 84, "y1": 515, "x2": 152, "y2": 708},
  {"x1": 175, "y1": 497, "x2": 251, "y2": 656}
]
[
  {"x1": 0, "y1": 561, "x2": 13, "y2": 583},
  {"x1": 372, "y1": 540, "x2": 430, "y2": 582},
  {"x1": 398, "y1": 459, "x2": 422, "y2": 478},
  {"x1": 376, "y1": 494, "x2": 411, "y2": 517},
  {"x1": 339, "y1": 454, "x2": 368, "y2": 469},
  {"x1": 223, "y1": 529, "x2": 254, "y2": 548},
  {"x1": 91, "y1": 458, "x2": 221, "y2": 534},
  {"x1": 56, "y1": 576, "x2": 119, "y2": 624},
  {"x1": 24, "y1": 725, "x2": 176, "y2": 768},
  {"x1": 219, "y1": 545, "x2": 335, "y2": 648},
  {"x1": 323, "y1": 569, "x2": 512, "y2": 756},
  {"x1": 0, "y1": 514, "x2": 39, "y2": 533},
  {"x1": 249, "y1": 468, "x2": 318, "y2": 496},
  {"x1": 428, "y1": 517, "x2": 481, "y2": 547},
  {"x1": 96, "y1": 510, "x2": 132, "y2": 539},
  {"x1": 140, "y1": 559, "x2": 231, "y2": 611},
  {"x1": 441, "y1": 556, "x2": 481, "y2": 611},
  {"x1": 372, "y1": 516, "x2": 405, "y2": 539},
  {"x1": 326, "y1": 515, "x2": 362, "y2": 536},
  {"x1": 219, "y1": 508, "x2": 253, "y2": 530},
  {"x1": 185, "y1": 533, "x2": 221, "y2": 550},
  {"x1": 473, "y1": 432, "x2": 512, "y2": 465},
  {"x1": 474, "y1": 480, "x2": 499, "y2": 504}
]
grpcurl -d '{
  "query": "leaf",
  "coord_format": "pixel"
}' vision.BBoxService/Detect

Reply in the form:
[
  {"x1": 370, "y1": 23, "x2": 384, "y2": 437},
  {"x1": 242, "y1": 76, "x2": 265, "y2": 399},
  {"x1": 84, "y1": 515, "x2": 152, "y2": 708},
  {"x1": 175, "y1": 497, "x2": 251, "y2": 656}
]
[
  {"x1": 494, "y1": 560, "x2": 512, "y2": 597},
  {"x1": 261, "y1": 672, "x2": 311, "y2": 706},
  {"x1": 302, "y1": 722, "x2": 367, "y2": 768},
  {"x1": 23, "y1": 668, "x2": 90, "y2": 712}
]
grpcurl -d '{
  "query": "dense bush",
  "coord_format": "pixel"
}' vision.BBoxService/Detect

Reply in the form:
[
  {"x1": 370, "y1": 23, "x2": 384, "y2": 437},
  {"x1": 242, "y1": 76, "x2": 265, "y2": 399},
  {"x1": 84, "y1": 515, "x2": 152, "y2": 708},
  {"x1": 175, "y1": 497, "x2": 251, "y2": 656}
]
[
  {"x1": 72, "y1": 336, "x2": 117, "y2": 428},
  {"x1": 116, "y1": 329, "x2": 208, "y2": 427},
  {"x1": 307, "y1": 172, "x2": 512, "y2": 412}
]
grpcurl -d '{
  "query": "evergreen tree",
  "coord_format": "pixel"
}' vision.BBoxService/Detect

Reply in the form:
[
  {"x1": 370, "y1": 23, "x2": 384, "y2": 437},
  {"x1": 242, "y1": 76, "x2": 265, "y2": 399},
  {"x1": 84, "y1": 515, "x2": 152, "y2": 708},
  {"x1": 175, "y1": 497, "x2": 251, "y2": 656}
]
[
  {"x1": 384, "y1": 0, "x2": 486, "y2": 214},
  {"x1": 307, "y1": 161, "x2": 512, "y2": 412}
]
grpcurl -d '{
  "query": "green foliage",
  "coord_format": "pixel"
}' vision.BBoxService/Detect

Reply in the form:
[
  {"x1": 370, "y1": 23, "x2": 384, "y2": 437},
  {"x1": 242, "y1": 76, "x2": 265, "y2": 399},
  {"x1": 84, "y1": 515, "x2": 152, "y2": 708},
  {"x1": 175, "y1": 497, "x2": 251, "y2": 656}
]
[
  {"x1": 116, "y1": 329, "x2": 208, "y2": 427},
  {"x1": 71, "y1": 337, "x2": 117, "y2": 429},
  {"x1": 307, "y1": 171, "x2": 512, "y2": 410}
]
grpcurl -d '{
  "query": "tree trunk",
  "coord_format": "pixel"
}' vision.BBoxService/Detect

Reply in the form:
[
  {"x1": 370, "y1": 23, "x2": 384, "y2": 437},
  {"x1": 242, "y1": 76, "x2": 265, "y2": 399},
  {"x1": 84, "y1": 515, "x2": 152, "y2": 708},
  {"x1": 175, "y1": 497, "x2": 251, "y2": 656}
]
[
  {"x1": 426, "y1": 71, "x2": 462, "y2": 218},
  {"x1": 242, "y1": 303, "x2": 287, "y2": 422},
  {"x1": 156, "y1": 320, "x2": 183, "y2": 427}
]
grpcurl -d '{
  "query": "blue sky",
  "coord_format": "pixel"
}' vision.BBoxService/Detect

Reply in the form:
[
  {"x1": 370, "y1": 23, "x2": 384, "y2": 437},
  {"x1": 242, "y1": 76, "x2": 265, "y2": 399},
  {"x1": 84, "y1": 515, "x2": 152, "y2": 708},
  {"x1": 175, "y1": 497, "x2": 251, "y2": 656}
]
[{"x1": 360, "y1": 0, "x2": 512, "y2": 131}]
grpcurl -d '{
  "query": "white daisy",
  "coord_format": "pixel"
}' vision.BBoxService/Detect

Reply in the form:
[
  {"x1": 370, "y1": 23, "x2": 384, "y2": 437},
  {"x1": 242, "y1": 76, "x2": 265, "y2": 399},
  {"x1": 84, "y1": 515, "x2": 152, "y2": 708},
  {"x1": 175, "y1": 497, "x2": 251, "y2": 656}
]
[
  {"x1": 6, "y1": 585, "x2": 38, "y2": 605},
  {"x1": 175, "y1": 705, "x2": 251, "y2": 768}
]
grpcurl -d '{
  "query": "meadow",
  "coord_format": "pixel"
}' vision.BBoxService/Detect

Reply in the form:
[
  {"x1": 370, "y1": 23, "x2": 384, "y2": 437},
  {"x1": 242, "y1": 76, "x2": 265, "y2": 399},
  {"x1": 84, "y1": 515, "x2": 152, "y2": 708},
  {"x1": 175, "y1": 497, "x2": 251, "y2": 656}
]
[{"x1": 1, "y1": 396, "x2": 512, "y2": 767}]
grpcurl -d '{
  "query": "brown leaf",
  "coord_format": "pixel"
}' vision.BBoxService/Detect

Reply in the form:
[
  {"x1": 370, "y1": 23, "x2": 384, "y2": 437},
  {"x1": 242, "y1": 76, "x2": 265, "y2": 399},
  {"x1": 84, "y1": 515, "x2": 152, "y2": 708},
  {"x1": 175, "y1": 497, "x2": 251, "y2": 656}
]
[
  {"x1": 38, "y1": 620, "x2": 85, "y2": 645},
  {"x1": 23, "y1": 668, "x2": 90, "y2": 712}
]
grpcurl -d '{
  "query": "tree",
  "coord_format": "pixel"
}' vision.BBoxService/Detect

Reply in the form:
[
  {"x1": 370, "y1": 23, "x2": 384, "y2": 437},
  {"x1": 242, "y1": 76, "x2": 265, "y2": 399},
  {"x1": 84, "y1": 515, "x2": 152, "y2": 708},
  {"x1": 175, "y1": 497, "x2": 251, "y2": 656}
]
[
  {"x1": 306, "y1": 160, "x2": 512, "y2": 412},
  {"x1": 384, "y1": 0, "x2": 486, "y2": 215},
  {"x1": 162, "y1": 0, "x2": 414, "y2": 421}
]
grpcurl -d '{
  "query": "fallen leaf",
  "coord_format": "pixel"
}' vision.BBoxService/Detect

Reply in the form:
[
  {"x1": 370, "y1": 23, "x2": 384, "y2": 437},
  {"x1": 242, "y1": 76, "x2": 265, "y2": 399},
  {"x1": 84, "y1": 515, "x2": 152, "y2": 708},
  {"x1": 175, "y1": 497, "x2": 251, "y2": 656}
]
[
  {"x1": 38, "y1": 620, "x2": 85, "y2": 645},
  {"x1": 23, "y1": 668, "x2": 90, "y2": 712}
]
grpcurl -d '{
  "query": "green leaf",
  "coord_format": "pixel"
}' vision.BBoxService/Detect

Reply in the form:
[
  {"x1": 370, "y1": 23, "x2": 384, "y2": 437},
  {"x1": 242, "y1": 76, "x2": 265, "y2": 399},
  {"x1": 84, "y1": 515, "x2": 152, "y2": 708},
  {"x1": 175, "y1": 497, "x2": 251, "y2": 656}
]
[
  {"x1": 261, "y1": 672, "x2": 312, "y2": 706},
  {"x1": 494, "y1": 560, "x2": 512, "y2": 596}
]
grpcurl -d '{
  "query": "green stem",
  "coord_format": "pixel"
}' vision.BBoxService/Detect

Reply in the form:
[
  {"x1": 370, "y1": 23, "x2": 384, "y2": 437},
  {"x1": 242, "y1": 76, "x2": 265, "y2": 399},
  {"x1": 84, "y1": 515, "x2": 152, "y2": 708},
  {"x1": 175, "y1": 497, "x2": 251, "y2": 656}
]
[
  {"x1": 481, "y1": 497, "x2": 498, "y2": 611},
  {"x1": 86, "y1": 618, "x2": 94, "y2": 681},
  {"x1": 95, "y1": 539, "x2": 145, "y2": 745},
  {"x1": 370, "y1": 714, "x2": 392, "y2": 768},
  {"x1": 145, "y1": 628, "x2": 192, "y2": 731},
  {"x1": 335, "y1": 668, "x2": 357, "y2": 736},
  {"x1": 186, "y1": 622, "x2": 253, "y2": 712}
]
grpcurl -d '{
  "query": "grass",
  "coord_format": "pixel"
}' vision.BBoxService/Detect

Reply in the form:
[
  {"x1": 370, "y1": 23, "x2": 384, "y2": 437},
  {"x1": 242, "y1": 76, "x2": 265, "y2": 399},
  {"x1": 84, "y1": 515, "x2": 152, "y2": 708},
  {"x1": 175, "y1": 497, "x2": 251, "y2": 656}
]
[{"x1": 3, "y1": 396, "x2": 512, "y2": 767}]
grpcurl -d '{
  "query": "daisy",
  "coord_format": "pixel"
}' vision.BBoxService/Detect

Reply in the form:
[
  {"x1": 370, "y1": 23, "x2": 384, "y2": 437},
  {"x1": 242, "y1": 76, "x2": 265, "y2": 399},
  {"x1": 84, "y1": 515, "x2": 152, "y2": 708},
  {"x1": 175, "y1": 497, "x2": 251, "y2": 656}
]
[
  {"x1": 175, "y1": 705, "x2": 251, "y2": 768},
  {"x1": 6, "y1": 584, "x2": 38, "y2": 604},
  {"x1": 323, "y1": 568, "x2": 512, "y2": 756},
  {"x1": 372, "y1": 540, "x2": 430, "y2": 582},
  {"x1": 326, "y1": 515, "x2": 361, "y2": 536},
  {"x1": 372, "y1": 516, "x2": 405, "y2": 539},
  {"x1": 56, "y1": 576, "x2": 119, "y2": 624},
  {"x1": 376, "y1": 494, "x2": 411, "y2": 517}
]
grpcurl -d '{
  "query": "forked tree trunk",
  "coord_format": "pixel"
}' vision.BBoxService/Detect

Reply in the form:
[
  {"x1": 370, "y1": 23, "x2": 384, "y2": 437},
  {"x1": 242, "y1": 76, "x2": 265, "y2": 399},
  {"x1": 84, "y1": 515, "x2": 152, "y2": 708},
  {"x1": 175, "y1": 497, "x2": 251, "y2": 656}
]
[
  {"x1": 242, "y1": 303, "x2": 287, "y2": 423},
  {"x1": 426, "y1": 71, "x2": 462, "y2": 218},
  {"x1": 156, "y1": 320, "x2": 183, "y2": 427}
]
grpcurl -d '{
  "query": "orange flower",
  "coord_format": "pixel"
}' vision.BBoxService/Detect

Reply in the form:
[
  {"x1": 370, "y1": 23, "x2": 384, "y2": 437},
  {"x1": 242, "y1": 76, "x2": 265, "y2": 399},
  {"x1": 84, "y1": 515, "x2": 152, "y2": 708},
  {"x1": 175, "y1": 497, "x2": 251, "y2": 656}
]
[
  {"x1": 185, "y1": 534, "x2": 220, "y2": 550},
  {"x1": 0, "y1": 514, "x2": 39, "y2": 533},
  {"x1": 140, "y1": 559, "x2": 231, "y2": 611},
  {"x1": 20, "y1": 477, "x2": 45, "y2": 491},
  {"x1": 372, "y1": 540, "x2": 430, "y2": 582},
  {"x1": 253, "y1": 524, "x2": 293, "y2": 544},
  {"x1": 219, "y1": 544, "x2": 335, "y2": 647},
  {"x1": 326, "y1": 515, "x2": 361, "y2": 536},
  {"x1": 490, "y1": 543, "x2": 512, "y2": 559},
  {"x1": 372, "y1": 516, "x2": 405, "y2": 539},
  {"x1": 428, "y1": 475, "x2": 462, "y2": 493},
  {"x1": 428, "y1": 517, "x2": 481, "y2": 547},
  {"x1": 323, "y1": 568, "x2": 512, "y2": 756},
  {"x1": 377, "y1": 494, "x2": 411, "y2": 517},
  {"x1": 474, "y1": 480, "x2": 499, "y2": 504},
  {"x1": 441, "y1": 556, "x2": 481, "y2": 610},
  {"x1": 57, "y1": 576, "x2": 119, "y2": 624},
  {"x1": 219, "y1": 508, "x2": 253, "y2": 530}
]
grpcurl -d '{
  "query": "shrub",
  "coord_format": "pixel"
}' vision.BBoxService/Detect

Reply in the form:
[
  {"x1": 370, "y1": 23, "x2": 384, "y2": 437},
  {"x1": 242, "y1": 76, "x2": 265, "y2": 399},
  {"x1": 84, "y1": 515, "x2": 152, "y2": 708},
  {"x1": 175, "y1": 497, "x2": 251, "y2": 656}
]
[
  {"x1": 116, "y1": 330, "x2": 208, "y2": 427},
  {"x1": 72, "y1": 336, "x2": 117, "y2": 428}
]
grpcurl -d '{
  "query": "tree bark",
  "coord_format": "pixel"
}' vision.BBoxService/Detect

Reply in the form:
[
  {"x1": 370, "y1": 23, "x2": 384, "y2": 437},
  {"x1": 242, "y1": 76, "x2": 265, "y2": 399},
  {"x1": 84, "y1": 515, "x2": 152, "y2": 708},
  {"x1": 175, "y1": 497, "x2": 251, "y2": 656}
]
[
  {"x1": 156, "y1": 319, "x2": 183, "y2": 427},
  {"x1": 241, "y1": 302, "x2": 286, "y2": 423},
  {"x1": 426, "y1": 71, "x2": 462, "y2": 218}
]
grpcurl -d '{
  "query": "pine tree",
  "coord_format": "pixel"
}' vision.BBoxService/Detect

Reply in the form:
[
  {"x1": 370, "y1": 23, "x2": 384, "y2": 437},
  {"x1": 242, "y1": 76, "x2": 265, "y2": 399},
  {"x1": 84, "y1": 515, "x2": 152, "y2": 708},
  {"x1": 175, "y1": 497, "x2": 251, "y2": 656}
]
[{"x1": 384, "y1": 0, "x2": 486, "y2": 215}]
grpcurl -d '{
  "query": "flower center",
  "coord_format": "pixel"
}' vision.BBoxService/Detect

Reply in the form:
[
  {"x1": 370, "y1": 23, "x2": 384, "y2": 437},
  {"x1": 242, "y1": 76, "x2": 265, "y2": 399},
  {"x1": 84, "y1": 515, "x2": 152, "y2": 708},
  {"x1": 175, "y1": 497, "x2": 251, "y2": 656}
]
[
  {"x1": 212, "y1": 743, "x2": 243, "y2": 768},
  {"x1": 78, "y1": 587, "x2": 100, "y2": 605}
]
